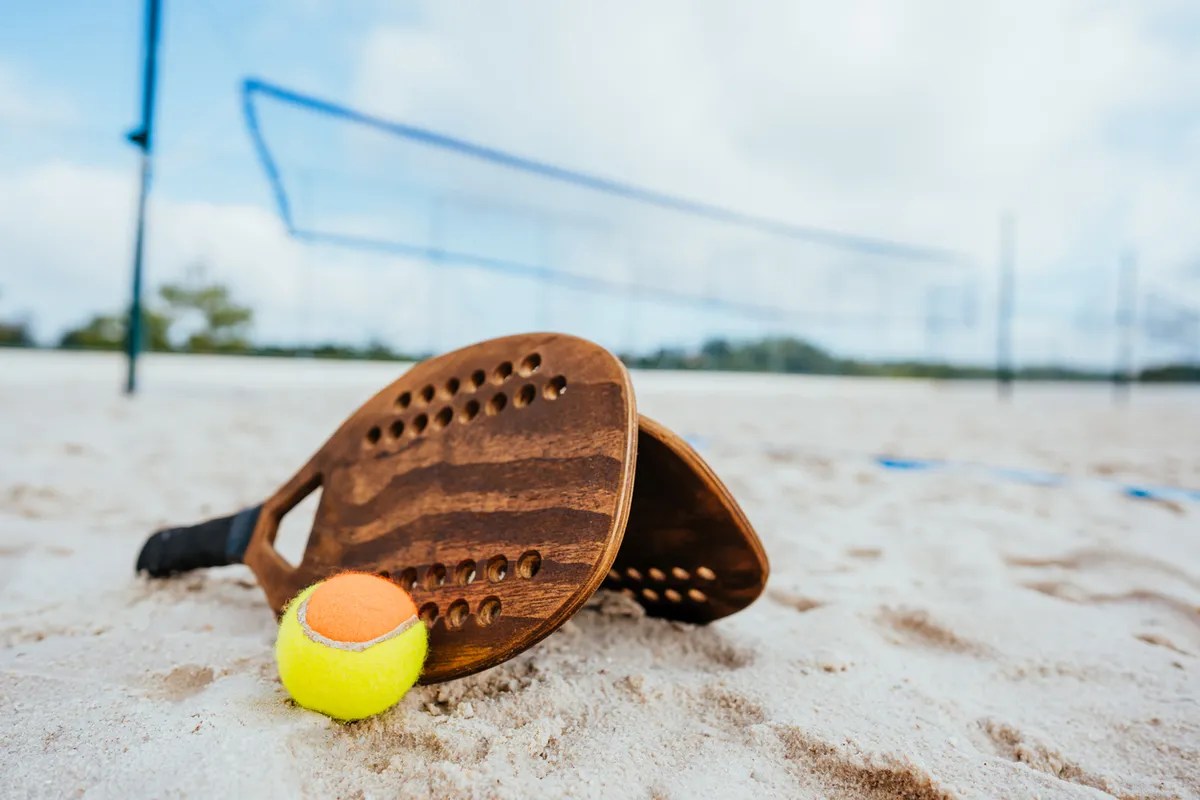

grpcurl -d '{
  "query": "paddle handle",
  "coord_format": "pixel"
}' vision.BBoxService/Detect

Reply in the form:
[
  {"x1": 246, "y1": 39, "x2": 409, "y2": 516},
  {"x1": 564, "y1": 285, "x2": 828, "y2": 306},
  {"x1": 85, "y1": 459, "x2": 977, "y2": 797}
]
[{"x1": 136, "y1": 506, "x2": 262, "y2": 577}]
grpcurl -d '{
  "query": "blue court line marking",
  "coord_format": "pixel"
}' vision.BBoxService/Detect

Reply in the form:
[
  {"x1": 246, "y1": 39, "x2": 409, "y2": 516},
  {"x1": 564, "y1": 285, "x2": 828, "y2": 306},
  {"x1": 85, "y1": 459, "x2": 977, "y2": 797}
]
[
  {"x1": 875, "y1": 456, "x2": 941, "y2": 471},
  {"x1": 1122, "y1": 485, "x2": 1200, "y2": 503},
  {"x1": 689, "y1": 435, "x2": 1200, "y2": 506},
  {"x1": 875, "y1": 454, "x2": 1196, "y2": 501}
]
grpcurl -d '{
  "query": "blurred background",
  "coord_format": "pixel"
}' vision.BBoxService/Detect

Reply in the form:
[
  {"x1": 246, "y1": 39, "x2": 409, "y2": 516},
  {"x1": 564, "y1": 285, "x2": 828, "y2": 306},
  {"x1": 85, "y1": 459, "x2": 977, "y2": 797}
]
[{"x1": 1, "y1": 0, "x2": 1198, "y2": 388}]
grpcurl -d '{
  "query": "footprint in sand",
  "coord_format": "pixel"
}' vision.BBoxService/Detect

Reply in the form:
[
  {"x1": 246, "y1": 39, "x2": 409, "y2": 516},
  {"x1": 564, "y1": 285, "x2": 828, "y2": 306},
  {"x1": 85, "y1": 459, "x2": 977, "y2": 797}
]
[
  {"x1": 979, "y1": 718, "x2": 1112, "y2": 794},
  {"x1": 846, "y1": 547, "x2": 882, "y2": 560},
  {"x1": 1133, "y1": 632, "x2": 1190, "y2": 656},
  {"x1": 1022, "y1": 582, "x2": 1200, "y2": 631},
  {"x1": 150, "y1": 664, "x2": 215, "y2": 701},
  {"x1": 1006, "y1": 548, "x2": 1200, "y2": 650},
  {"x1": 876, "y1": 606, "x2": 987, "y2": 656},
  {"x1": 773, "y1": 724, "x2": 954, "y2": 800},
  {"x1": 767, "y1": 589, "x2": 824, "y2": 613},
  {"x1": 1005, "y1": 548, "x2": 1200, "y2": 593},
  {"x1": 700, "y1": 684, "x2": 767, "y2": 728}
]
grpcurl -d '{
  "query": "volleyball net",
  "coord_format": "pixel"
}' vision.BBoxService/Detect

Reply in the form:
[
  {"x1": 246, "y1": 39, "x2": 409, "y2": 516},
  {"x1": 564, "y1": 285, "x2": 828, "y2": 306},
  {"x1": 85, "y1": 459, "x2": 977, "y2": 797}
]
[{"x1": 241, "y1": 78, "x2": 984, "y2": 363}]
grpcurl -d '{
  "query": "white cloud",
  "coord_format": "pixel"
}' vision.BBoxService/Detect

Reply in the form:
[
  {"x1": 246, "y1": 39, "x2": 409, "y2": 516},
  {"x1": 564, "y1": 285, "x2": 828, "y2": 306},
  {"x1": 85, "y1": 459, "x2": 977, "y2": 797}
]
[
  {"x1": 0, "y1": 60, "x2": 78, "y2": 129},
  {"x1": 2, "y1": 3, "x2": 1197, "y2": 367},
  {"x1": 365, "y1": 4, "x2": 1188, "y2": 243},
  {"x1": 0, "y1": 159, "x2": 462, "y2": 351},
  {"x1": 339, "y1": 0, "x2": 1199, "y2": 364},
  {"x1": 0, "y1": 162, "x2": 135, "y2": 330},
  {"x1": 0, "y1": 162, "x2": 271, "y2": 338}
]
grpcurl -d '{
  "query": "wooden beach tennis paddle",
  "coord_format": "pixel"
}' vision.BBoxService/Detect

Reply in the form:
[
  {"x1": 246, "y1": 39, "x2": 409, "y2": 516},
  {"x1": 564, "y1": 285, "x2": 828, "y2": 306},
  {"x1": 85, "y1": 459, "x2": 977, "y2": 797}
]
[
  {"x1": 137, "y1": 333, "x2": 767, "y2": 684},
  {"x1": 614, "y1": 416, "x2": 769, "y2": 624}
]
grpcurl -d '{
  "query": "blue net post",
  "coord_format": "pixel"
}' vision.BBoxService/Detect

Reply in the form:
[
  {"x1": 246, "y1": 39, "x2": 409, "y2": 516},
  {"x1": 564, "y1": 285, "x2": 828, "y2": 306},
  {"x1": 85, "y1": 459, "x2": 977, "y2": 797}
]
[{"x1": 123, "y1": 0, "x2": 162, "y2": 395}]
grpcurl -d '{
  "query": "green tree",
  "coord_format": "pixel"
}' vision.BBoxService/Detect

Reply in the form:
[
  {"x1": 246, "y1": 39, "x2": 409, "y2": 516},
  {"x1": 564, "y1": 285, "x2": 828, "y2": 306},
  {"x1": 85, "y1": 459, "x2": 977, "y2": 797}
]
[
  {"x1": 1140, "y1": 363, "x2": 1200, "y2": 382},
  {"x1": 0, "y1": 290, "x2": 35, "y2": 347},
  {"x1": 59, "y1": 309, "x2": 172, "y2": 351},
  {"x1": 0, "y1": 319, "x2": 34, "y2": 347},
  {"x1": 157, "y1": 271, "x2": 253, "y2": 353}
]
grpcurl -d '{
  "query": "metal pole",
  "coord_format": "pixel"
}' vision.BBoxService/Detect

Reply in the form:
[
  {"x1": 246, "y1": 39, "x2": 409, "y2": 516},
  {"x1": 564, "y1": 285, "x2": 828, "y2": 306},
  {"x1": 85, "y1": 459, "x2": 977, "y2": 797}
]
[
  {"x1": 1114, "y1": 251, "x2": 1138, "y2": 403},
  {"x1": 124, "y1": 0, "x2": 162, "y2": 394},
  {"x1": 996, "y1": 213, "x2": 1015, "y2": 399}
]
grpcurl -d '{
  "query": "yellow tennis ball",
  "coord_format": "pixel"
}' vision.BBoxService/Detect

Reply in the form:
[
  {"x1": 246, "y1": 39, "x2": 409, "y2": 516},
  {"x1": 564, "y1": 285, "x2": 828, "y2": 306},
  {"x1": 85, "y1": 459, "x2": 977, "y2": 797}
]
[{"x1": 275, "y1": 572, "x2": 428, "y2": 721}]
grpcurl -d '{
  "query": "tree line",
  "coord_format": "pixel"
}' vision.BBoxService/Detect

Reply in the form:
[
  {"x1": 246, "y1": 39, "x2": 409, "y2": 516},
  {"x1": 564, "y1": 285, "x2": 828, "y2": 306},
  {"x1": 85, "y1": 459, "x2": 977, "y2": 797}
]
[
  {"x1": 619, "y1": 337, "x2": 1199, "y2": 382},
  {"x1": 58, "y1": 277, "x2": 253, "y2": 353},
  {"x1": 0, "y1": 272, "x2": 423, "y2": 361},
  {"x1": 0, "y1": 280, "x2": 1195, "y2": 381}
]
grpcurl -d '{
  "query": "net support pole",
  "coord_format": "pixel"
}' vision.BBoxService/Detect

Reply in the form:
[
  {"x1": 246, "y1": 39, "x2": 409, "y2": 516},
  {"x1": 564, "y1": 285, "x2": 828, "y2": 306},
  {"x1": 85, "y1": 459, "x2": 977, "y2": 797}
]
[
  {"x1": 996, "y1": 212, "x2": 1016, "y2": 399},
  {"x1": 123, "y1": 0, "x2": 163, "y2": 395},
  {"x1": 1114, "y1": 250, "x2": 1138, "y2": 404}
]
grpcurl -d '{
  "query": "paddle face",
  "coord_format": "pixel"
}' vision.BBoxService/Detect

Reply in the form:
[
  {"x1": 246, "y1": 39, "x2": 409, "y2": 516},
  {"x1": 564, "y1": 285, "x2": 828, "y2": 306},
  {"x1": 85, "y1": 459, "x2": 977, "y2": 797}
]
[
  {"x1": 607, "y1": 416, "x2": 768, "y2": 623},
  {"x1": 243, "y1": 333, "x2": 637, "y2": 683}
]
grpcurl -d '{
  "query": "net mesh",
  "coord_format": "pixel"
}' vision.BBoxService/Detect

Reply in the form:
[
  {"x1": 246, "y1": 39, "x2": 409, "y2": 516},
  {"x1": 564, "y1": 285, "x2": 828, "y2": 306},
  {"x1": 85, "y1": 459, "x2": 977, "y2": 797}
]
[{"x1": 243, "y1": 79, "x2": 988, "y2": 361}]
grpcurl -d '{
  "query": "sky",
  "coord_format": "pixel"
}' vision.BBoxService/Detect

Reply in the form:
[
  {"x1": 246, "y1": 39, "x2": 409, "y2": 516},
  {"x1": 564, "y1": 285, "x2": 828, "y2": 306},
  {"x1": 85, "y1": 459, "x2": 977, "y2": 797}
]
[{"x1": 1, "y1": 0, "x2": 1198, "y2": 367}]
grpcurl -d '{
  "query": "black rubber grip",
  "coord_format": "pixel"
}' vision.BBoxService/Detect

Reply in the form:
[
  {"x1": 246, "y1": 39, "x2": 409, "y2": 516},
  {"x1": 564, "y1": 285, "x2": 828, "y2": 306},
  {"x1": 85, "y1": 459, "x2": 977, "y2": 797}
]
[{"x1": 136, "y1": 505, "x2": 262, "y2": 577}]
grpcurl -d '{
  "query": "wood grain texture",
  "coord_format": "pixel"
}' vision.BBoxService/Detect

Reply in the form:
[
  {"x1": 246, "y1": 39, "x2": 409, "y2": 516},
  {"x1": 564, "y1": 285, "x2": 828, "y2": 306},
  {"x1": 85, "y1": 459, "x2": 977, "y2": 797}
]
[
  {"x1": 609, "y1": 416, "x2": 769, "y2": 623},
  {"x1": 158, "y1": 333, "x2": 769, "y2": 685},
  {"x1": 243, "y1": 333, "x2": 638, "y2": 684}
]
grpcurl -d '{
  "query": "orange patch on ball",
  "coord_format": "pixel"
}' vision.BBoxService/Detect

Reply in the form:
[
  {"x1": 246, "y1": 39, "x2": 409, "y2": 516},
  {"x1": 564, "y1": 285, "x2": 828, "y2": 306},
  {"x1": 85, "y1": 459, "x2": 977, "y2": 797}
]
[{"x1": 305, "y1": 573, "x2": 417, "y2": 642}]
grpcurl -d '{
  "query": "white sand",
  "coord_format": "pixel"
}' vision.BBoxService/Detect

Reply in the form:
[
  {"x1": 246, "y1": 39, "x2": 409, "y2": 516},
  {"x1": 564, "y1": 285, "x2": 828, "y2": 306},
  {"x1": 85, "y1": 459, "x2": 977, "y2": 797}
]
[{"x1": 1, "y1": 350, "x2": 1197, "y2": 799}]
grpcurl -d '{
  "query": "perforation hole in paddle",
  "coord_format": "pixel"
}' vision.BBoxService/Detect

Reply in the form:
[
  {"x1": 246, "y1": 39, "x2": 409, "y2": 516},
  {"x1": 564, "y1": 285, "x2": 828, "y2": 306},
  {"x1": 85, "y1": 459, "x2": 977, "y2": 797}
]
[
  {"x1": 519, "y1": 353, "x2": 541, "y2": 376},
  {"x1": 486, "y1": 555, "x2": 508, "y2": 583},
  {"x1": 446, "y1": 599, "x2": 469, "y2": 630},
  {"x1": 455, "y1": 560, "x2": 476, "y2": 586},
  {"x1": 476, "y1": 597, "x2": 501, "y2": 626},
  {"x1": 514, "y1": 384, "x2": 536, "y2": 408},
  {"x1": 544, "y1": 375, "x2": 567, "y2": 400},
  {"x1": 517, "y1": 550, "x2": 541, "y2": 579}
]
